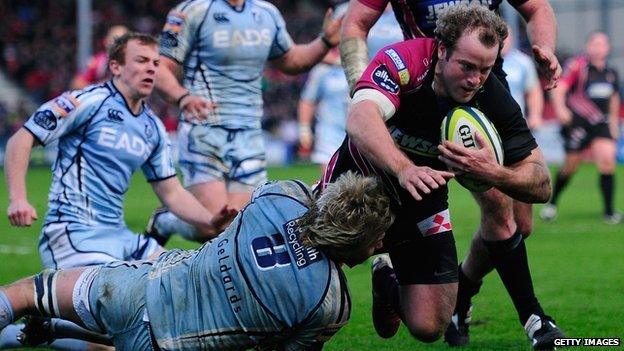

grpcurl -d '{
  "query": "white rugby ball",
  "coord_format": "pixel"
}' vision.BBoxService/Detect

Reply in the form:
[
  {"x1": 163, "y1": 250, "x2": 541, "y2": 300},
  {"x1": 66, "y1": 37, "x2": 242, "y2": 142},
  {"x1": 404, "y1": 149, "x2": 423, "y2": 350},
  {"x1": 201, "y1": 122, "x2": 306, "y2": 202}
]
[{"x1": 440, "y1": 106, "x2": 504, "y2": 192}]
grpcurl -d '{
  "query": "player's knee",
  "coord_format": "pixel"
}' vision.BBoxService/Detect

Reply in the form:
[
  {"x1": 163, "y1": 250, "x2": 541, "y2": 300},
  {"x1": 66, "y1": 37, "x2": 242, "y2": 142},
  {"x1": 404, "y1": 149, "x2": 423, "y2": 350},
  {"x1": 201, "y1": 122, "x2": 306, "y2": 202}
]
[
  {"x1": 516, "y1": 220, "x2": 533, "y2": 238},
  {"x1": 403, "y1": 314, "x2": 445, "y2": 343}
]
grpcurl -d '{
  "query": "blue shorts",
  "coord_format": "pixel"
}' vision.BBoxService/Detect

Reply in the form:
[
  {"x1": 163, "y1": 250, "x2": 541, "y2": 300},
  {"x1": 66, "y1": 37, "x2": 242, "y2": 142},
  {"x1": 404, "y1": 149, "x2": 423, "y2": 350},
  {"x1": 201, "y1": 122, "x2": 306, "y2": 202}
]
[
  {"x1": 39, "y1": 222, "x2": 162, "y2": 269},
  {"x1": 76, "y1": 262, "x2": 159, "y2": 351},
  {"x1": 177, "y1": 122, "x2": 267, "y2": 191}
]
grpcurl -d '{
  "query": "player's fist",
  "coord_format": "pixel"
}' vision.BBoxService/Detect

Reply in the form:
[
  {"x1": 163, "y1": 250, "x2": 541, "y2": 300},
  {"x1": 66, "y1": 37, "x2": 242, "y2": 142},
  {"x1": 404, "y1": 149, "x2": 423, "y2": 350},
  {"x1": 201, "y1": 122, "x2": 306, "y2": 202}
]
[
  {"x1": 321, "y1": 8, "x2": 342, "y2": 47},
  {"x1": 7, "y1": 199, "x2": 38, "y2": 227},
  {"x1": 180, "y1": 94, "x2": 216, "y2": 121}
]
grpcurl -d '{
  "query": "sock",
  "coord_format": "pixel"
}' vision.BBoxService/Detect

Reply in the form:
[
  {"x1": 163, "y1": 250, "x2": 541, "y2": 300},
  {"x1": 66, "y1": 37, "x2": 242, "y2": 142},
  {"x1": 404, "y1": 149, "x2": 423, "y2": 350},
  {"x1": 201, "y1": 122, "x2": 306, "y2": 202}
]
[
  {"x1": 0, "y1": 322, "x2": 89, "y2": 350},
  {"x1": 599, "y1": 174, "x2": 614, "y2": 215},
  {"x1": 550, "y1": 172, "x2": 570, "y2": 205},
  {"x1": 483, "y1": 231, "x2": 544, "y2": 325},
  {"x1": 155, "y1": 210, "x2": 198, "y2": 242},
  {"x1": 0, "y1": 291, "x2": 14, "y2": 330},
  {"x1": 455, "y1": 264, "x2": 482, "y2": 317},
  {"x1": 0, "y1": 323, "x2": 22, "y2": 348}
]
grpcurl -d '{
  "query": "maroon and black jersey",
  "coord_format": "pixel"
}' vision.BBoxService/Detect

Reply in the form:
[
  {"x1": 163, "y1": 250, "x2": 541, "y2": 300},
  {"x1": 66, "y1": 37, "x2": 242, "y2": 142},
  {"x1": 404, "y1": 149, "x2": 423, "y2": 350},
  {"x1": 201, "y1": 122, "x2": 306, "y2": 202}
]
[
  {"x1": 357, "y1": 0, "x2": 528, "y2": 40},
  {"x1": 321, "y1": 39, "x2": 536, "y2": 248},
  {"x1": 561, "y1": 56, "x2": 620, "y2": 125}
]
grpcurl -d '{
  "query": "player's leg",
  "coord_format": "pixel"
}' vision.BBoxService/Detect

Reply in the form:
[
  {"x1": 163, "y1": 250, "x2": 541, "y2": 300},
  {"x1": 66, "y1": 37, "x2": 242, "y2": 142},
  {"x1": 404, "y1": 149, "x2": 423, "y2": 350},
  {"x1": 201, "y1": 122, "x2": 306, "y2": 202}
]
[
  {"x1": 400, "y1": 283, "x2": 457, "y2": 342},
  {"x1": 146, "y1": 123, "x2": 229, "y2": 243},
  {"x1": 541, "y1": 118, "x2": 588, "y2": 221},
  {"x1": 225, "y1": 127, "x2": 269, "y2": 210},
  {"x1": 374, "y1": 204, "x2": 458, "y2": 342},
  {"x1": 476, "y1": 190, "x2": 563, "y2": 348},
  {"x1": 445, "y1": 189, "x2": 516, "y2": 346},
  {"x1": 0, "y1": 268, "x2": 111, "y2": 346},
  {"x1": 591, "y1": 136, "x2": 620, "y2": 222},
  {"x1": 514, "y1": 201, "x2": 534, "y2": 238}
]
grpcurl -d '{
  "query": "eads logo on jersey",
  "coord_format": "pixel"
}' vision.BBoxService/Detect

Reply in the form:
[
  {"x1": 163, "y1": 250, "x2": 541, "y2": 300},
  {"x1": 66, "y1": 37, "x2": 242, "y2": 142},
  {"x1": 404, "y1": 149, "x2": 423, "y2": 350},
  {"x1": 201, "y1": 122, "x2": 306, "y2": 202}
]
[{"x1": 372, "y1": 65, "x2": 399, "y2": 94}]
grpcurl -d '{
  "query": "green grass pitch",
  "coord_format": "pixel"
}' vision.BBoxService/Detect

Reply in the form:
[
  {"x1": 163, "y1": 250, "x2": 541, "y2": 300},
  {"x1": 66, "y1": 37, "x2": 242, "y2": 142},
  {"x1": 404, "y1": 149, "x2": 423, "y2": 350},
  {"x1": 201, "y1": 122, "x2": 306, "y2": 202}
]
[{"x1": 1, "y1": 164, "x2": 622, "y2": 350}]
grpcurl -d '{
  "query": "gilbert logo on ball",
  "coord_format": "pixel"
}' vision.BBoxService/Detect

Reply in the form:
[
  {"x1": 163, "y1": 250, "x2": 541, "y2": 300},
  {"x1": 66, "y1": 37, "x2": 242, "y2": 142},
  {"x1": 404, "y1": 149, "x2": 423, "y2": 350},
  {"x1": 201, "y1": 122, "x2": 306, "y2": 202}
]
[{"x1": 440, "y1": 106, "x2": 504, "y2": 192}]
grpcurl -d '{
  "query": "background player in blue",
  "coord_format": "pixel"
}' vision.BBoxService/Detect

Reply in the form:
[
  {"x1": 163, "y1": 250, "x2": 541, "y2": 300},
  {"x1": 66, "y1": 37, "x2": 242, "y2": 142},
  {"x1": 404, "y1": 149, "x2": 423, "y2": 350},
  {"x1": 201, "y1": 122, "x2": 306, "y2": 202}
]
[
  {"x1": 298, "y1": 3, "x2": 402, "y2": 173},
  {"x1": 5, "y1": 33, "x2": 230, "y2": 268},
  {"x1": 3, "y1": 33, "x2": 235, "y2": 349},
  {"x1": 147, "y1": 0, "x2": 343, "y2": 244},
  {"x1": 0, "y1": 172, "x2": 394, "y2": 351},
  {"x1": 502, "y1": 25, "x2": 544, "y2": 130},
  {"x1": 339, "y1": 1, "x2": 564, "y2": 348}
]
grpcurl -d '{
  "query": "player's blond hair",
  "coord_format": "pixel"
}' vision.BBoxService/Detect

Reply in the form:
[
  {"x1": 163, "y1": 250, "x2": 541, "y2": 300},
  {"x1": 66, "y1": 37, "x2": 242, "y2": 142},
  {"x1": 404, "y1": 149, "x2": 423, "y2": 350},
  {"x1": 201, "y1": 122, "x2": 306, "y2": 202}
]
[
  {"x1": 434, "y1": 3, "x2": 508, "y2": 57},
  {"x1": 299, "y1": 172, "x2": 394, "y2": 264}
]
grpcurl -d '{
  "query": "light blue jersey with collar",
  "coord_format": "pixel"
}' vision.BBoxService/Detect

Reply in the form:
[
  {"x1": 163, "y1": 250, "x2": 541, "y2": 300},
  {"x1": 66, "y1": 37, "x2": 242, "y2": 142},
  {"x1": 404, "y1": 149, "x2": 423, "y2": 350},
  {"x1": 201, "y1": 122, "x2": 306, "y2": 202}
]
[
  {"x1": 23, "y1": 81, "x2": 176, "y2": 228},
  {"x1": 160, "y1": 0, "x2": 293, "y2": 129},
  {"x1": 145, "y1": 180, "x2": 350, "y2": 350}
]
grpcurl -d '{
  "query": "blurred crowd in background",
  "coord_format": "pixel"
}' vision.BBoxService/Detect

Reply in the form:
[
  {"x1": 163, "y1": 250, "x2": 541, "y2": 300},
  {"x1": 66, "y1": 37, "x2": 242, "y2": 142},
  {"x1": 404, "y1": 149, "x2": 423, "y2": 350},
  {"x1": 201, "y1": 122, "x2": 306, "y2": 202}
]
[{"x1": 0, "y1": 0, "x2": 623, "y2": 164}]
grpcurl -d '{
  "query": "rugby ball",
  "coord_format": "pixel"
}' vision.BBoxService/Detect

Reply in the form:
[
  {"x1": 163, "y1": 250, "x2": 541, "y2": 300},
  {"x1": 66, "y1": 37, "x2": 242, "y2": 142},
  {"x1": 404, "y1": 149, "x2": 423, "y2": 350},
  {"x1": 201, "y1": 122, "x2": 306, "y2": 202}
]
[{"x1": 440, "y1": 106, "x2": 504, "y2": 192}]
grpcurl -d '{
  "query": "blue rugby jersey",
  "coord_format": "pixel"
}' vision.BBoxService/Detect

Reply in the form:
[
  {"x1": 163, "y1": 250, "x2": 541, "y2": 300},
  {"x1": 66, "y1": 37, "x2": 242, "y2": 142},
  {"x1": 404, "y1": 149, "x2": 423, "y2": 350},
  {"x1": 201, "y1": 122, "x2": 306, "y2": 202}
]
[
  {"x1": 23, "y1": 81, "x2": 176, "y2": 227},
  {"x1": 145, "y1": 180, "x2": 350, "y2": 350},
  {"x1": 160, "y1": 0, "x2": 293, "y2": 129}
]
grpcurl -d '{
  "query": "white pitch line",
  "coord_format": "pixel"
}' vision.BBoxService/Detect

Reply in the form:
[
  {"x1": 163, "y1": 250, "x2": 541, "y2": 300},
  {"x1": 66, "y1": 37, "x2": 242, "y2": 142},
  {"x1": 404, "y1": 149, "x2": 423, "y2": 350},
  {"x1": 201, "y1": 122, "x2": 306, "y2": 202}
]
[{"x1": 0, "y1": 244, "x2": 32, "y2": 255}]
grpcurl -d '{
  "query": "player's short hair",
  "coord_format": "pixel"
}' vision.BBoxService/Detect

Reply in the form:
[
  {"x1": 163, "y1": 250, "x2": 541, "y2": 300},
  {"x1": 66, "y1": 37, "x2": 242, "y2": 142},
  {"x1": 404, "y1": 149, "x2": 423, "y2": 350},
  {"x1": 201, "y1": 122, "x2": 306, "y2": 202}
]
[
  {"x1": 434, "y1": 3, "x2": 508, "y2": 58},
  {"x1": 299, "y1": 172, "x2": 394, "y2": 265},
  {"x1": 108, "y1": 32, "x2": 158, "y2": 65}
]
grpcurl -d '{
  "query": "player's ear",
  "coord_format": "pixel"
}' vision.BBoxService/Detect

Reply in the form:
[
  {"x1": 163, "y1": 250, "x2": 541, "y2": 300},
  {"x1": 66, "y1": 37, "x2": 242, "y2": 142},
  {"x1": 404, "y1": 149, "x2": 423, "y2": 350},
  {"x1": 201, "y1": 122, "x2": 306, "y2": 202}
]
[
  {"x1": 109, "y1": 60, "x2": 121, "y2": 76},
  {"x1": 437, "y1": 42, "x2": 447, "y2": 61}
]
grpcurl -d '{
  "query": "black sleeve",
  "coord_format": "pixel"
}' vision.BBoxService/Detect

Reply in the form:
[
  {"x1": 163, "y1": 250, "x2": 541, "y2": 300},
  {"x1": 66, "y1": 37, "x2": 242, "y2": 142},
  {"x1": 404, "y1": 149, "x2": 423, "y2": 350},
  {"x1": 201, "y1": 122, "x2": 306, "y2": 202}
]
[
  {"x1": 476, "y1": 74, "x2": 538, "y2": 166},
  {"x1": 507, "y1": 0, "x2": 530, "y2": 7}
]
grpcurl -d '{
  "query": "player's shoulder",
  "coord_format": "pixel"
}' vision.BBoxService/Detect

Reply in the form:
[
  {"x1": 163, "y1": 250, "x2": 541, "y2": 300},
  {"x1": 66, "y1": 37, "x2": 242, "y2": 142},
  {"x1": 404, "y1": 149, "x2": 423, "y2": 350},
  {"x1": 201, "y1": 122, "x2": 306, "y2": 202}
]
[
  {"x1": 72, "y1": 82, "x2": 115, "y2": 103},
  {"x1": 173, "y1": 0, "x2": 211, "y2": 16},
  {"x1": 249, "y1": 0, "x2": 284, "y2": 22},
  {"x1": 377, "y1": 39, "x2": 436, "y2": 86},
  {"x1": 252, "y1": 179, "x2": 314, "y2": 206}
]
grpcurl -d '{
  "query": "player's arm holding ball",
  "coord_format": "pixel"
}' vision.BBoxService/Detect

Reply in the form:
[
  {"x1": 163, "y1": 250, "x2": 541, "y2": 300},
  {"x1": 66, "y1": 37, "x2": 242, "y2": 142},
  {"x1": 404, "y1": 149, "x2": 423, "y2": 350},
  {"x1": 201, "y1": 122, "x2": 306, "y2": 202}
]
[
  {"x1": 439, "y1": 131, "x2": 550, "y2": 203},
  {"x1": 347, "y1": 46, "x2": 455, "y2": 201}
]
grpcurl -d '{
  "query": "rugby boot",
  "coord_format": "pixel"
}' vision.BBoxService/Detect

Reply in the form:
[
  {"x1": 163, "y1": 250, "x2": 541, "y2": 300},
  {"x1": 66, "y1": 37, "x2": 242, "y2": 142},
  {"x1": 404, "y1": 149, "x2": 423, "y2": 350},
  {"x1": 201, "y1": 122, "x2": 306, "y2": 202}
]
[
  {"x1": 524, "y1": 314, "x2": 565, "y2": 350},
  {"x1": 444, "y1": 305, "x2": 472, "y2": 347},
  {"x1": 371, "y1": 254, "x2": 401, "y2": 338}
]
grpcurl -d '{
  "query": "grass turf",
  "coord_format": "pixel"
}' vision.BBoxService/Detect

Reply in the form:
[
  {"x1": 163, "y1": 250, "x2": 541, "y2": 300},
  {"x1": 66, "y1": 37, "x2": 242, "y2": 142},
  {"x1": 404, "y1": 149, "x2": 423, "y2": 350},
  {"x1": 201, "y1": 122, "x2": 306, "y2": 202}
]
[{"x1": 0, "y1": 164, "x2": 622, "y2": 350}]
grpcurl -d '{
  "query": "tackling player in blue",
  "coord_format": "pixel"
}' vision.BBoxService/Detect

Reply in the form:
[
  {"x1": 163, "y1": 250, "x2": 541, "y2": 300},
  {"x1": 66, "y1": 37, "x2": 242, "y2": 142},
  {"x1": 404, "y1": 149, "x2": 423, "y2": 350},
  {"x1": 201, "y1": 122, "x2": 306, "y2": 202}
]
[
  {"x1": 146, "y1": 0, "x2": 344, "y2": 245},
  {"x1": 0, "y1": 172, "x2": 394, "y2": 351},
  {"x1": 3, "y1": 33, "x2": 235, "y2": 350}
]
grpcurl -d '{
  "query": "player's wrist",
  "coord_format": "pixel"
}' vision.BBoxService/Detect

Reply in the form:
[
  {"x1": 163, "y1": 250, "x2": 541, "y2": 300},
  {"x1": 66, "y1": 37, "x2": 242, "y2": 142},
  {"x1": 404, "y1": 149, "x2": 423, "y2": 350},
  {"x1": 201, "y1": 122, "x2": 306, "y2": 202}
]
[
  {"x1": 176, "y1": 91, "x2": 191, "y2": 107},
  {"x1": 319, "y1": 34, "x2": 337, "y2": 49}
]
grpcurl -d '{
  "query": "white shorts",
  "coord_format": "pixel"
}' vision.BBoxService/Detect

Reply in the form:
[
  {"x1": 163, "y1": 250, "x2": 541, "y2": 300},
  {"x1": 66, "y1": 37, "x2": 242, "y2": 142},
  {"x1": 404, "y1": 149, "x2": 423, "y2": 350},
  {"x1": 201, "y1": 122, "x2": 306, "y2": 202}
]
[
  {"x1": 39, "y1": 222, "x2": 162, "y2": 269},
  {"x1": 177, "y1": 122, "x2": 267, "y2": 192}
]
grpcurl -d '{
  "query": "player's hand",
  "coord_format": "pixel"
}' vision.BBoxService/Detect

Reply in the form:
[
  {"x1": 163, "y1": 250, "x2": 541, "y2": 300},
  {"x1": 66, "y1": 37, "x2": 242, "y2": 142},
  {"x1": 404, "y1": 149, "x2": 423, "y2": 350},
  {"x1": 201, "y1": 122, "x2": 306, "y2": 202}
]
[
  {"x1": 532, "y1": 45, "x2": 562, "y2": 91},
  {"x1": 527, "y1": 115, "x2": 543, "y2": 130},
  {"x1": 179, "y1": 94, "x2": 216, "y2": 121},
  {"x1": 209, "y1": 205, "x2": 238, "y2": 234},
  {"x1": 298, "y1": 123, "x2": 313, "y2": 155},
  {"x1": 321, "y1": 8, "x2": 343, "y2": 47},
  {"x1": 396, "y1": 164, "x2": 454, "y2": 201},
  {"x1": 7, "y1": 199, "x2": 38, "y2": 227},
  {"x1": 438, "y1": 132, "x2": 499, "y2": 181}
]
